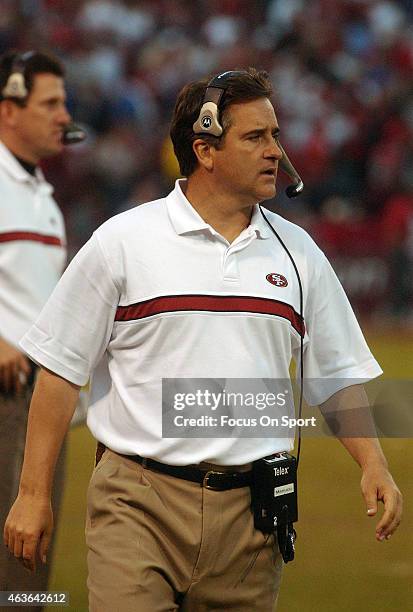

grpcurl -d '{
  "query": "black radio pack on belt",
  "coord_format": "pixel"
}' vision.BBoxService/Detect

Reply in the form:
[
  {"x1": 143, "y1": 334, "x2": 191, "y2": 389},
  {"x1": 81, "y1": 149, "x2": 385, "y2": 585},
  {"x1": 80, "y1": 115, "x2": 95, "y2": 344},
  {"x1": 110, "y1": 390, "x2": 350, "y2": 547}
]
[{"x1": 251, "y1": 452, "x2": 298, "y2": 563}]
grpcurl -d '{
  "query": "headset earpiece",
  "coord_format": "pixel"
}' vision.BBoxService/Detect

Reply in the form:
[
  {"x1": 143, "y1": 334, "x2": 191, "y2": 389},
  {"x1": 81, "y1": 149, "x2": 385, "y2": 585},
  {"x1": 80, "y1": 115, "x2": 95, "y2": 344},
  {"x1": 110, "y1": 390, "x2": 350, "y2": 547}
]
[
  {"x1": 1, "y1": 51, "x2": 35, "y2": 102},
  {"x1": 193, "y1": 101, "x2": 222, "y2": 137},
  {"x1": 192, "y1": 70, "x2": 246, "y2": 137},
  {"x1": 2, "y1": 72, "x2": 28, "y2": 99}
]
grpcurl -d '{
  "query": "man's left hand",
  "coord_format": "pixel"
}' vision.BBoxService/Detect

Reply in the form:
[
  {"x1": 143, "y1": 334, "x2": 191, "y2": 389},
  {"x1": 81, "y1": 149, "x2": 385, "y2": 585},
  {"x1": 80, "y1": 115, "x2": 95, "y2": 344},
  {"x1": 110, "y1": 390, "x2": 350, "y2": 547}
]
[{"x1": 361, "y1": 465, "x2": 402, "y2": 541}]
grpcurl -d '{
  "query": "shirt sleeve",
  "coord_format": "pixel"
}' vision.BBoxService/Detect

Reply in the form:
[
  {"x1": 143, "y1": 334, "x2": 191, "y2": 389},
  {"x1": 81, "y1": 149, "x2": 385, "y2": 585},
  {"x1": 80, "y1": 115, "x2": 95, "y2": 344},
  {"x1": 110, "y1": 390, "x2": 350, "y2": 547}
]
[
  {"x1": 20, "y1": 232, "x2": 120, "y2": 386},
  {"x1": 297, "y1": 253, "x2": 383, "y2": 405}
]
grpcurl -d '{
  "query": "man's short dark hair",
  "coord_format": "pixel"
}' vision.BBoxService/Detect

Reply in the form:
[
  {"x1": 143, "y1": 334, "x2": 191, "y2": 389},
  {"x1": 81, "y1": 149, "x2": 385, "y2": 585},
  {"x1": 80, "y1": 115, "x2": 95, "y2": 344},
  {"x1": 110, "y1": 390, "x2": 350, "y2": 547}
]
[
  {"x1": 0, "y1": 50, "x2": 65, "y2": 105},
  {"x1": 170, "y1": 68, "x2": 273, "y2": 177}
]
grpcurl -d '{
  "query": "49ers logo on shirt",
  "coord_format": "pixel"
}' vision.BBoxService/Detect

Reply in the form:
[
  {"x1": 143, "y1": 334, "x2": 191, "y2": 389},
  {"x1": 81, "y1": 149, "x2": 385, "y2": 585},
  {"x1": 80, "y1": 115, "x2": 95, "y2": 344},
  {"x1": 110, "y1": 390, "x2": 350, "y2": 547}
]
[{"x1": 266, "y1": 273, "x2": 288, "y2": 287}]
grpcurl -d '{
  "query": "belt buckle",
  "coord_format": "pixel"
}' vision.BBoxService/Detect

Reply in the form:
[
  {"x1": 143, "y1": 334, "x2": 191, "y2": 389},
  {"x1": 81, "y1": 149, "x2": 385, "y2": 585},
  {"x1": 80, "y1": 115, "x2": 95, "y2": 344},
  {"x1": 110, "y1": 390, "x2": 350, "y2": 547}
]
[{"x1": 203, "y1": 470, "x2": 227, "y2": 490}]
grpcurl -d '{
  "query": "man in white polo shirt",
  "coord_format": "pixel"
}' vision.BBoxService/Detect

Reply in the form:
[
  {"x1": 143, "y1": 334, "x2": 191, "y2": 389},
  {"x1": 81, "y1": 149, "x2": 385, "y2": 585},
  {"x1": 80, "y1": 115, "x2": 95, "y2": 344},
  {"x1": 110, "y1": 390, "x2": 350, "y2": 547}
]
[
  {"x1": 4, "y1": 69, "x2": 402, "y2": 611},
  {"x1": 0, "y1": 51, "x2": 70, "y2": 602}
]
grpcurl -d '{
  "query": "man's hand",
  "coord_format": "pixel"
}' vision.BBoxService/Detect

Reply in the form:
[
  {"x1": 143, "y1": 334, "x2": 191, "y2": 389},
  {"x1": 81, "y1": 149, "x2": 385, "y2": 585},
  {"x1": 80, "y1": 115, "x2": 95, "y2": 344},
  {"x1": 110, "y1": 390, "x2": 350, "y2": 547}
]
[
  {"x1": 0, "y1": 337, "x2": 31, "y2": 394},
  {"x1": 3, "y1": 494, "x2": 53, "y2": 573},
  {"x1": 361, "y1": 464, "x2": 403, "y2": 542},
  {"x1": 2, "y1": 368, "x2": 79, "y2": 573}
]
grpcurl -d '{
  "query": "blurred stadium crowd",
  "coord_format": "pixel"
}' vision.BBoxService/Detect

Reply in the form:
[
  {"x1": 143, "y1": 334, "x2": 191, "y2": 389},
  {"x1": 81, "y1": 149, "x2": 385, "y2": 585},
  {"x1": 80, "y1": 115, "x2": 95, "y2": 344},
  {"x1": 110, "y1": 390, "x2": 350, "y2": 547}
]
[{"x1": 1, "y1": 0, "x2": 412, "y2": 318}]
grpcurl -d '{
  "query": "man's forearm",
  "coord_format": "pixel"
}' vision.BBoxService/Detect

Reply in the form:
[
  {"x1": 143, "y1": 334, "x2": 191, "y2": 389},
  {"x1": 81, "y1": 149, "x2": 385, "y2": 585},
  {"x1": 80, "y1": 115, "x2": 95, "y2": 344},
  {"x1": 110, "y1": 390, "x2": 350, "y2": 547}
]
[
  {"x1": 319, "y1": 383, "x2": 402, "y2": 541},
  {"x1": 18, "y1": 367, "x2": 80, "y2": 497},
  {"x1": 319, "y1": 384, "x2": 387, "y2": 468},
  {"x1": 3, "y1": 367, "x2": 81, "y2": 572},
  {"x1": 337, "y1": 436, "x2": 388, "y2": 470}
]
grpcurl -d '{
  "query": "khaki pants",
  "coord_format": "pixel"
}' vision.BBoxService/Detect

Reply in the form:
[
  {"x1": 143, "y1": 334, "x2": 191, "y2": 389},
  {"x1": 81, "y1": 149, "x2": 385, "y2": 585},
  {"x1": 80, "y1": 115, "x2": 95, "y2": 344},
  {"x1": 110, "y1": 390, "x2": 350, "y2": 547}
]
[
  {"x1": 0, "y1": 387, "x2": 66, "y2": 612},
  {"x1": 86, "y1": 449, "x2": 283, "y2": 612}
]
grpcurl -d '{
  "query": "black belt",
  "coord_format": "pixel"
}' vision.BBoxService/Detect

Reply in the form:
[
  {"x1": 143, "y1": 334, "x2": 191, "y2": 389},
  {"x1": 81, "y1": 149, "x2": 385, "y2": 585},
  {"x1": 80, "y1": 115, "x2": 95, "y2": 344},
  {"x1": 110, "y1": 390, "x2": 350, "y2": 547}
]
[{"x1": 120, "y1": 453, "x2": 252, "y2": 491}]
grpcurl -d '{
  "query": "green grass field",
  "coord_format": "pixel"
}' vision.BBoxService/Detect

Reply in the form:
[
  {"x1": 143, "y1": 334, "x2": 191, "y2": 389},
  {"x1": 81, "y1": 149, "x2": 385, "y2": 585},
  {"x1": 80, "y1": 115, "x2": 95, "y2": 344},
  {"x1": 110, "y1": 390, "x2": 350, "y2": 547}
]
[{"x1": 49, "y1": 331, "x2": 413, "y2": 611}]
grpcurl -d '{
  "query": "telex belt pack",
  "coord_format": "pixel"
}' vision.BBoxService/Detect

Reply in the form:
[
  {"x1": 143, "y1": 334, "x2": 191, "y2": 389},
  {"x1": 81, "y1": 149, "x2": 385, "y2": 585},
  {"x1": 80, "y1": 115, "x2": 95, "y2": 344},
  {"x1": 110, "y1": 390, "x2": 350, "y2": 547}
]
[{"x1": 251, "y1": 452, "x2": 298, "y2": 563}]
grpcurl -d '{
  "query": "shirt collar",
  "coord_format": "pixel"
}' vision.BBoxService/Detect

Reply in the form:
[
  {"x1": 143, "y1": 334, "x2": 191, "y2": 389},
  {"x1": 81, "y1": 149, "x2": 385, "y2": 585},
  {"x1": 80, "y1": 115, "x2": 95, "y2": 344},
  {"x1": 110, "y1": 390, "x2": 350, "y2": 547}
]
[
  {"x1": 0, "y1": 140, "x2": 50, "y2": 188},
  {"x1": 249, "y1": 202, "x2": 271, "y2": 239},
  {"x1": 166, "y1": 179, "x2": 271, "y2": 239},
  {"x1": 166, "y1": 179, "x2": 210, "y2": 235}
]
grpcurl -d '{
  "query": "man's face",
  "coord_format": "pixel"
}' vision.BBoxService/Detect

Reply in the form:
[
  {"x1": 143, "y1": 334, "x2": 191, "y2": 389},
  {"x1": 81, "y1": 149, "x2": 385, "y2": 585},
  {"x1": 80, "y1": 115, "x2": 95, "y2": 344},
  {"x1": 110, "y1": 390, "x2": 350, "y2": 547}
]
[
  {"x1": 13, "y1": 73, "x2": 70, "y2": 163},
  {"x1": 212, "y1": 97, "x2": 282, "y2": 206}
]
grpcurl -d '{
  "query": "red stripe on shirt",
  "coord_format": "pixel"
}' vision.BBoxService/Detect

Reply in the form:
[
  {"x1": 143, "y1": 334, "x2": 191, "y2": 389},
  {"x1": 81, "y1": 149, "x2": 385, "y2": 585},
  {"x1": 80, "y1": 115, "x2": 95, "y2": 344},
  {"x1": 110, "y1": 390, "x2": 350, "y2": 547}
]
[
  {"x1": 0, "y1": 231, "x2": 63, "y2": 246},
  {"x1": 115, "y1": 294, "x2": 305, "y2": 337}
]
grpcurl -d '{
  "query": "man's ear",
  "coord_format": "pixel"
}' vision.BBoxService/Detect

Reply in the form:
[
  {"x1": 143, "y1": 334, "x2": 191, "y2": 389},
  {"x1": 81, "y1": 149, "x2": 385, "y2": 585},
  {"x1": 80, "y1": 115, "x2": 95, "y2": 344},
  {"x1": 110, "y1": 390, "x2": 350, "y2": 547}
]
[
  {"x1": 0, "y1": 99, "x2": 20, "y2": 128},
  {"x1": 192, "y1": 138, "x2": 215, "y2": 172}
]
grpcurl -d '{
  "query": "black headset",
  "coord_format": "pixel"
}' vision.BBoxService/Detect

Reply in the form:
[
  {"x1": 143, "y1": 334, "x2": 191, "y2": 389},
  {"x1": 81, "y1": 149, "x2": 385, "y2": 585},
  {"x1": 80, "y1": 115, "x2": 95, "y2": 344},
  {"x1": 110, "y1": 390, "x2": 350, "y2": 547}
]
[
  {"x1": 192, "y1": 70, "x2": 304, "y2": 199},
  {"x1": 1, "y1": 51, "x2": 86, "y2": 145}
]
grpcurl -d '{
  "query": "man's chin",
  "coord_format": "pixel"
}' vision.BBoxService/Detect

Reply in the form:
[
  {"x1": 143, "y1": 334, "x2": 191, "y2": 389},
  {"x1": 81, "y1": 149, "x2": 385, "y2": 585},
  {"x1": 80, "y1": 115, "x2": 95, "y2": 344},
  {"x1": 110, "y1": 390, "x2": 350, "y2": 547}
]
[
  {"x1": 257, "y1": 186, "x2": 277, "y2": 202},
  {"x1": 41, "y1": 144, "x2": 64, "y2": 158}
]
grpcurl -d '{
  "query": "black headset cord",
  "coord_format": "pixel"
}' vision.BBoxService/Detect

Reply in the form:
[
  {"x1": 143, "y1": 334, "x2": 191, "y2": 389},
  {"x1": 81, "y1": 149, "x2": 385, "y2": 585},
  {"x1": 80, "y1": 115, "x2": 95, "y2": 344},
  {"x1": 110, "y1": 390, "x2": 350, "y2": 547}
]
[{"x1": 258, "y1": 205, "x2": 304, "y2": 470}]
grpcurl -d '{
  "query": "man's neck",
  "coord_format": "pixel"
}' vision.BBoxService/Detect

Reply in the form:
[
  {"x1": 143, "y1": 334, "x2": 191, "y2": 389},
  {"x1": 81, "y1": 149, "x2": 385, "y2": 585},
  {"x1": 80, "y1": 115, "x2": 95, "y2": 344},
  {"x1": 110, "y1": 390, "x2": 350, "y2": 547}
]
[
  {"x1": 0, "y1": 132, "x2": 39, "y2": 167},
  {"x1": 184, "y1": 177, "x2": 254, "y2": 243},
  {"x1": 12, "y1": 152, "x2": 37, "y2": 176}
]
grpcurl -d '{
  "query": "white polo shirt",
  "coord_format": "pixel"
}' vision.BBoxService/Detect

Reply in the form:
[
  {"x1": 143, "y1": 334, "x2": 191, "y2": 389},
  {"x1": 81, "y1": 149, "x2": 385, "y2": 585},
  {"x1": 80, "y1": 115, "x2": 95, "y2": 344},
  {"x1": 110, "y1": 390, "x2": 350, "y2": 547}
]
[
  {"x1": 21, "y1": 180, "x2": 382, "y2": 465},
  {"x1": 0, "y1": 141, "x2": 66, "y2": 347}
]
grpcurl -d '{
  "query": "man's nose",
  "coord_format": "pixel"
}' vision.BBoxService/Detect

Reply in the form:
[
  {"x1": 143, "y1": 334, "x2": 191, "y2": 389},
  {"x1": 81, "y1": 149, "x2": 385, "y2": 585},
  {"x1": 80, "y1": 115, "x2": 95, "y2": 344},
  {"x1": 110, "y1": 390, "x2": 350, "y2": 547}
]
[
  {"x1": 264, "y1": 135, "x2": 283, "y2": 161},
  {"x1": 265, "y1": 138, "x2": 283, "y2": 161},
  {"x1": 57, "y1": 104, "x2": 71, "y2": 125},
  {"x1": 272, "y1": 139, "x2": 283, "y2": 161},
  {"x1": 275, "y1": 140, "x2": 283, "y2": 161}
]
